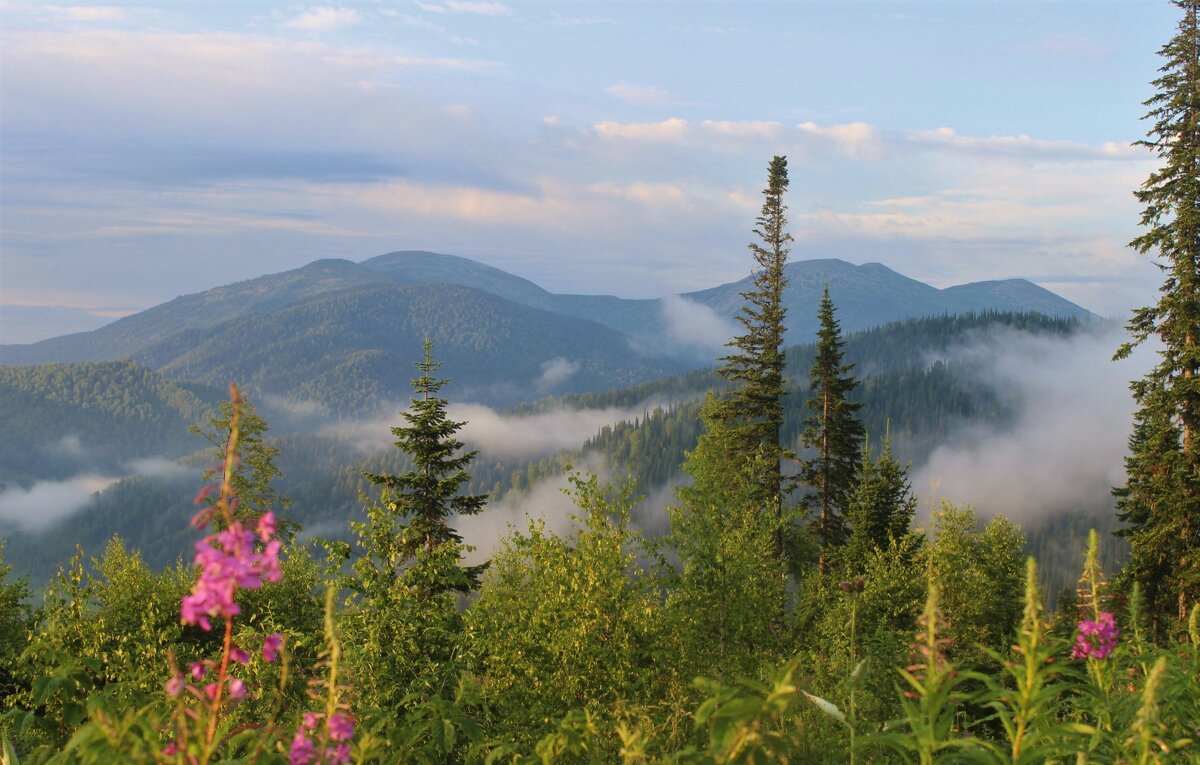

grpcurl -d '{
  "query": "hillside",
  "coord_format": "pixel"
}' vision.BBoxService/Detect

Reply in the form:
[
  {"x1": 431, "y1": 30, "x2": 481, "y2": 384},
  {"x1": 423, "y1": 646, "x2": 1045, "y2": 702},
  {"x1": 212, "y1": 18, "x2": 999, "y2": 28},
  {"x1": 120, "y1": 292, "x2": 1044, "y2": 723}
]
[
  {"x1": 133, "y1": 282, "x2": 684, "y2": 412},
  {"x1": 1, "y1": 251, "x2": 1094, "y2": 371},
  {"x1": 0, "y1": 360, "x2": 219, "y2": 484}
]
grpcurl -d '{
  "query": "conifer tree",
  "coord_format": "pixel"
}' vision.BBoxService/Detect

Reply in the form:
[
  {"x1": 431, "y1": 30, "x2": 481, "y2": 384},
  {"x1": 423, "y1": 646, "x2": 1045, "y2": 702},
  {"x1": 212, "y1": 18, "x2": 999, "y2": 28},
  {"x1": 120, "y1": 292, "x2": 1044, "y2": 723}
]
[
  {"x1": 800, "y1": 287, "x2": 865, "y2": 573},
  {"x1": 358, "y1": 337, "x2": 488, "y2": 597},
  {"x1": 842, "y1": 431, "x2": 917, "y2": 571},
  {"x1": 1114, "y1": 0, "x2": 1200, "y2": 632},
  {"x1": 714, "y1": 155, "x2": 793, "y2": 548},
  {"x1": 345, "y1": 339, "x2": 487, "y2": 706}
]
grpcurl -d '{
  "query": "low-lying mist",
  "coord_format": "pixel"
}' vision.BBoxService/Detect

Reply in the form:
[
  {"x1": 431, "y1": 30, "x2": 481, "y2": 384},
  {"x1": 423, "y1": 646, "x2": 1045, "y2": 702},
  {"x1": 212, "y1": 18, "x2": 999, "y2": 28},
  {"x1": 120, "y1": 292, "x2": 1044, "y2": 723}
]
[{"x1": 912, "y1": 322, "x2": 1156, "y2": 525}]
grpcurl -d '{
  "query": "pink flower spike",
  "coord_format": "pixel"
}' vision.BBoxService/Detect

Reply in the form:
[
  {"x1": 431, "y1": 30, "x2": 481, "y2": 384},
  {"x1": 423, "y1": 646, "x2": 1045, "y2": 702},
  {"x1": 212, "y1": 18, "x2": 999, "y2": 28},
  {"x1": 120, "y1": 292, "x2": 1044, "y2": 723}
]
[
  {"x1": 328, "y1": 713, "x2": 355, "y2": 742},
  {"x1": 230, "y1": 646, "x2": 250, "y2": 665},
  {"x1": 289, "y1": 731, "x2": 315, "y2": 765},
  {"x1": 301, "y1": 712, "x2": 321, "y2": 731},
  {"x1": 190, "y1": 662, "x2": 206, "y2": 680},
  {"x1": 1071, "y1": 611, "x2": 1119, "y2": 660},
  {"x1": 262, "y1": 633, "x2": 283, "y2": 662},
  {"x1": 257, "y1": 511, "x2": 277, "y2": 542},
  {"x1": 325, "y1": 743, "x2": 351, "y2": 764},
  {"x1": 227, "y1": 677, "x2": 245, "y2": 700}
]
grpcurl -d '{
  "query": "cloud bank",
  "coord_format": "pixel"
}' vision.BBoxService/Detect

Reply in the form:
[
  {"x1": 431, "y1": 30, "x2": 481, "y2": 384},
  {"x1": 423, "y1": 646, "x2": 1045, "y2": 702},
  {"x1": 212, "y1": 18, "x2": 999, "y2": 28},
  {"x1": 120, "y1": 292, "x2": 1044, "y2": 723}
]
[{"x1": 913, "y1": 323, "x2": 1156, "y2": 526}]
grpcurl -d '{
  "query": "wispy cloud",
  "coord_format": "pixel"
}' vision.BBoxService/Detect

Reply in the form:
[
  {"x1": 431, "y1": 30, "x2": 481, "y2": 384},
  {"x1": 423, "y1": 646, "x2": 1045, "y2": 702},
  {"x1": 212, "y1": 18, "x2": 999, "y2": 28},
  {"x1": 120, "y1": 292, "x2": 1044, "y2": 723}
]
[
  {"x1": 592, "y1": 117, "x2": 689, "y2": 141},
  {"x1": 907, "y1": 127, "x2": 1138, "y2": 160},
  {"x1": 605, "y1": 82, "x2": 685, "y2": 106},
  {"x1": 797, "y1": 121, "x2": 883, "y2": 159},
  {"x1": 283, "y1": 6, "x2": 361, "y2": 32},
  {"x1": 549, "y1": 12, "x2": 615, "y2": 27},
  {"x1": 43, "y1": 5, "x2": 125, "y2": 22},
  {"x1": 419, "y1": 0, "x2": 513, "y2": 16}
]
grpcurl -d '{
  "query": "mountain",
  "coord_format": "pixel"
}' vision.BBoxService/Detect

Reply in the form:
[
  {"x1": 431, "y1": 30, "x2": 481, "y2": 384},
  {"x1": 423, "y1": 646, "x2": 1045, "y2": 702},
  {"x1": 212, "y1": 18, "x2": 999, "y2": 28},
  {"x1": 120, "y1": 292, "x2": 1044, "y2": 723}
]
[
  {"x1": 0, "y1": 250, "x2": 1096, "y2": 424},
  {"x1": 681, "y1": 259, "x2": 1093, "y2": 346},
  {"x1": 131, "y1": 282, "x2": 682, "y2": 413}
]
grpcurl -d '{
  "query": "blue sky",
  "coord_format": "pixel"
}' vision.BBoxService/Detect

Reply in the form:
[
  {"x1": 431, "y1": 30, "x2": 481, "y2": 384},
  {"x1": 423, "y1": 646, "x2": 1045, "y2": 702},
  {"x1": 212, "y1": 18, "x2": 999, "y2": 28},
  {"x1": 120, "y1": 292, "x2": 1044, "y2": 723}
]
[{"x1": 0, "y1": 1, "x2": 1181, "y2": 343}]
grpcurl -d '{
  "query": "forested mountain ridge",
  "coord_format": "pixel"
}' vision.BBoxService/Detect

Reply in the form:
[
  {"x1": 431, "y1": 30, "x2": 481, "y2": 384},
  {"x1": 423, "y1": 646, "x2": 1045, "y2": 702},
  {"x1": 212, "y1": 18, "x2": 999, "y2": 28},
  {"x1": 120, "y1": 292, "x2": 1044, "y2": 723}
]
[
  {"x1": 1, "y1": 250, "x2": 1093, "y2": 368},
  {"x1": 0, "y1": 361, "x2": 220, "y2": 484}
]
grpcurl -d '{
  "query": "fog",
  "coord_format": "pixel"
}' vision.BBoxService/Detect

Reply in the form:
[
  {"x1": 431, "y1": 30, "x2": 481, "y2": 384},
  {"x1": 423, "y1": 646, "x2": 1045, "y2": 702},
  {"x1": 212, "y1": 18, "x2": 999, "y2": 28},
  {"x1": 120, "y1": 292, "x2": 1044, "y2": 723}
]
[
  {"x1": 660, "y1": 295, "x2": 737, "y2": 357},
  {"x1": 912, "y1": 323, "x2": 1157, "y2": 524},
  {"x1": 460, "y1": 457, "x2": 611, "y2": 565},
  {"x1": 320, "y1": 398, "x2": 679, "y2": 460},
  {"x1": 0, "y1": 473, "x2": 119, "y2": 532}
]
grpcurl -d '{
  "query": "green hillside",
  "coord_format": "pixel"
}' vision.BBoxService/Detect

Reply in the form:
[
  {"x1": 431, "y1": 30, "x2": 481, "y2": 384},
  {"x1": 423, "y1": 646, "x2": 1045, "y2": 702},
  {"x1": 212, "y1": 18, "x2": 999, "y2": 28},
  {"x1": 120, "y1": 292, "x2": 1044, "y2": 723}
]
[{"x1": 0, "y1": 360, "x2": 218, "y2": 484}]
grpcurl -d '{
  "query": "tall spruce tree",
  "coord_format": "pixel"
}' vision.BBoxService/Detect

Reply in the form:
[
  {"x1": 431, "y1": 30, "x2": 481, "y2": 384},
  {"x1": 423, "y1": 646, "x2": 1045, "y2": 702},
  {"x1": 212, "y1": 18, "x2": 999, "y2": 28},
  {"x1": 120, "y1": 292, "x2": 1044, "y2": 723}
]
[
  {"x1": 345, "y1": 339, "x2": 487, "y2": 706},
  {"x1": 714, "y1": 155, "x2": 793, "y2": 548},
  {"x1": 1114, "y1": 0, "x2": 1200, "y2": 633},
  {"x1": 800, "y1": 287, "x2": 865, "y2": 573},
  {"x1": 357, "y1": 337, "x2": 488, "y2": 598}
]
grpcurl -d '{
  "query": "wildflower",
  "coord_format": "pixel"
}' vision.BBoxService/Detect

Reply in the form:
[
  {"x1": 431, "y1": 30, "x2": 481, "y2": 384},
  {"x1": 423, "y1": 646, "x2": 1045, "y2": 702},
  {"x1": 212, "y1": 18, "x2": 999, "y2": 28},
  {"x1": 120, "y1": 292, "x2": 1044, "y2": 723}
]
[
  {"x1": 328, "y1": 714, "x2": 354, "y2": 742},
  {"x1": 165, "y1": 674, "x2": 185, "y2": 697},
  {"x1": 164, "y1": 741, "x2": 179, "y2": 756},
  {"x1": 262, "y1": 632, "x2": 284, "y2": 662},
  {"x1": 302, "y1": 712, "x2": 321, "y2": 731},
  {"x1": 204, "y1": 682, "x2": 220, "y2": 701},
  {"x1": 230, "y1": 646, "x2": 250, "y2": 664},
  {"x1": 289, "y1": 731, "x2": 315, "y2": 765},
  {"x1": 1071, "y1": 611, "x2": 1119, "y2": 659},
  {"x1": 190, "y1": 661, "x2": 206, "y2": 679},
  {"x1": 181, "y1": 519, "x2": 282, "y2": 631},
  {"x1": 227, "y1": 678, "x2": 245, "y2": 700},
  {"x1": 325, "y1": 744, "x2": 351, "y2": 764}
]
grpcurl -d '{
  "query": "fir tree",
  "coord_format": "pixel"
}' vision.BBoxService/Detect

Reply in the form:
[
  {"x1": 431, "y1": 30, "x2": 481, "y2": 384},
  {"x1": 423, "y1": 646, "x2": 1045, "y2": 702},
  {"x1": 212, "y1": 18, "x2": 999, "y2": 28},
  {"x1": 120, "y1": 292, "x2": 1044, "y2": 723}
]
[
  {"x1": 800, "y1": 287, "x2": 865, "y2": 573},
  {"x1": 714, "y1": 155, "x2": 793, "y2": 551},
  {"x1": 344, "y1": 339, "x2": 487, "y2": 706},
  {"x1": 358, "y1": 337, "x2": 488, "y2": 597},
  {"x1": 1114, "y1": 0, "x2": 1200, "y2": 632},
  {"x1": 842, "y1": 430, "x2": 917, "y2": 572}
]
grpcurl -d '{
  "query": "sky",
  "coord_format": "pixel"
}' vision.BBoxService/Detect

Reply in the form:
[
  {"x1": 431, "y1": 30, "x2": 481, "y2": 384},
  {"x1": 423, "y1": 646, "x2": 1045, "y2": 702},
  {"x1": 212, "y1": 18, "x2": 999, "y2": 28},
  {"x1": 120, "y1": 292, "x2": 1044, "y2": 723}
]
[{"x1": 0, "y1": 0, "x2": 1183, "y2": 344}]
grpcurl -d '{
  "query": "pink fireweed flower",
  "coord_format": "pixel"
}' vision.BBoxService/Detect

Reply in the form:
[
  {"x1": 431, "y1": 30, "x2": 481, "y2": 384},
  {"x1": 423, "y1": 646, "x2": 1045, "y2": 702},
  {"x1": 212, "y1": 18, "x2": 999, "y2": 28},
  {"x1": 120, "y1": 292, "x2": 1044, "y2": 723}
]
[
  {"x1": 227, "y1": 677, "x2": 245, "y2": 701},
  {"x1": 302, "y1": 712, "x2": 321, "y2": 731},
  {"x1": 328, "y1": 714, "x2": 354, "y2": 742},
  {"x1": 229, "y1": 646, "x2": 250, "y2": 665},
  {"x1": 190, "y1": 661, "x2": 206, "y2": 679},
  {"x1": 180, "y1": 519, "x2": 282, "y2": 631},
  {"x1": 1071, "y1": 611, "x2": 1119, "y2": 659},
  {"x1": 165, "y1": 674, "x2": 185, "y2": 697},
  {"x1": 257, "y1": 511, "x2": 276, "y2": 542},
  {"x1": 262, "y1": 632, "x2": 284, "y2": 662},
  {"x1": 325, "y1": 744, "x2": 351, "y2": 764},
  {"x1": 289, "y1": 731, "x2": 315, "y2": 765}
]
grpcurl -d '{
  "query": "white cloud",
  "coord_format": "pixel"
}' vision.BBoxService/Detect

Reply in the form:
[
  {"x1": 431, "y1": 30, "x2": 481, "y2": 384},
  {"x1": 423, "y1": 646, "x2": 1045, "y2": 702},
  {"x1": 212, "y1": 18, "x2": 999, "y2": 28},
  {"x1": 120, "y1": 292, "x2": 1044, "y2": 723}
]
[
  {"x1": 536, "y1": 357, "x2": 580, "y2": 391},
  {"x1": 43, "y1": 5, "x2": 125, "y2": 22},
  {"x1": 0, "y1": 474, "x2": 118, "y2": 532},
  {"x1": 701, "y1": 120, "x2": 785, "y2": 140},
  {"x1": 449, "y1": 402, "x2": 663, "y2": 459},
  {"x1": 797, "y1": 121, "x2": 883, "y2": 159},
  {"x1": 907, "y1": 127, "x2": 1141, "y2": 160},
  {"x1": 283, "y1": 6, "x2": 361, "y2": 32},
  {"x1": 592, "y1": 118, "x2": 689, "y2": 141},
  {"x1": 660, "y1": 295, "x2": 736, "y2": 356},
  {"x1": 913, "y1": 324, "x2": 1155, "y2": 524},
  {"x1": 423, "y1": 0, "x2": 513, "y2": 16}
]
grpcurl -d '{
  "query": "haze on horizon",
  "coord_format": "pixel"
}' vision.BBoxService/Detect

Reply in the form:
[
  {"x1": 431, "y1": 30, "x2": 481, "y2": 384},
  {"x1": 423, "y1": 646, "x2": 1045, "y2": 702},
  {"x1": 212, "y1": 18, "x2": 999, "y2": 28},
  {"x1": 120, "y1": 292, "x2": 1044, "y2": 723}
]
[{"x1": 0, "y1": 0, "x2": 1179, "y2": 345}]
